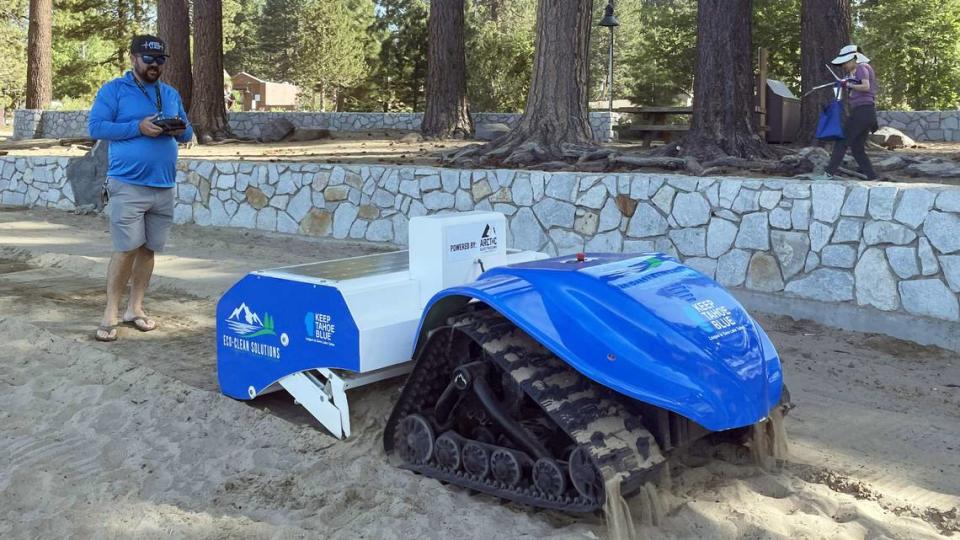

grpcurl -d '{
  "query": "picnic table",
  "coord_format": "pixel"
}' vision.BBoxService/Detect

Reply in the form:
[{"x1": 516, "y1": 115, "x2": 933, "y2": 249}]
[{"x1": 608, "y1": 106, "x2": 692, "y2": 147}]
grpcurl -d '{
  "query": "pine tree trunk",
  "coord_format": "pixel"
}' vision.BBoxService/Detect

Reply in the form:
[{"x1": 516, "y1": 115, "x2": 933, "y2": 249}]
[
  {"x1": 800, "y1": 0, "x2": 851, "y2": 144},
  {"x1": 481, "y1": 0, "x2": 594, "y2": 163},
  {"x1": 25, "y1": 0, "x2": 52, "y2": 109},
  {"x1": 192, "y1": 0, "x2": 233, "y2": 142},
  {"x1": 684, "y1": 0, "x2": 771, "y2": 161},
  {"x1": 422, "y1": 0, "x2": 472, "y2": 139},
  {"x1": 158, "y1": 0, "x2": 193, "y2": 112}
]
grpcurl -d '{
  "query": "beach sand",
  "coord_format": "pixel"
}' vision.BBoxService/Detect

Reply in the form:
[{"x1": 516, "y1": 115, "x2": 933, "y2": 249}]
[{"x1": 0, "y1": 206, "x2": 956, "y2": 539}]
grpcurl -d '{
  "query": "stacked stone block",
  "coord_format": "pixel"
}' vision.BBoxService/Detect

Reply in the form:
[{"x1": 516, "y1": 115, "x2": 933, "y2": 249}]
[
  {"x1": 12, "y1": 109, "x2": 43, "y2": 140},
  {"x1": 0, "y1": 157, "x2": 76, "y2": 209},
  {"x1": 877, "y1": 110, "x2": 960, "y2": 142},
  {"x1": 168, "y1": 162, "x2": 960, "y2": 322},
  {"x1": 2, "y1": 154, "x2": 959, "y2": 323}
]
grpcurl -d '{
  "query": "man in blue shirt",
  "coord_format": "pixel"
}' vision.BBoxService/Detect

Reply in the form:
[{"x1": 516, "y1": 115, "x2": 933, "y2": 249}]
[{"x1": 89, "y1": 35, "x2": 193, "y2": 342}]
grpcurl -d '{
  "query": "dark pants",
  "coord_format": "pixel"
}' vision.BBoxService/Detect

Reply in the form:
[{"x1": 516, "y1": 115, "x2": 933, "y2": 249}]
[{"x1": 826, "y1": 104, "x2": 878, "y2": 180}]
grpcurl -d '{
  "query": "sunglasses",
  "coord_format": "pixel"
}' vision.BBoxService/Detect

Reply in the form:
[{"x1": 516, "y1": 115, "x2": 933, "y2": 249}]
[{"x1": 140, "y1": 54, "x2": 167, "y2": 66}]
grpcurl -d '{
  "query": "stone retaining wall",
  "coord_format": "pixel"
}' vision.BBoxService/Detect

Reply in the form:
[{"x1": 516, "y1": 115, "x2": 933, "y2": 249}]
[
  {"x1": 877, "y1": 110, "x2": 960, "y2": 142},
  {"x1": 2, "y1": 156, "x2": 959, "y2": 324},
  {"x1": 18, "y1": 107, "x2": 960, "y2": 143},
  {"x1": 12, "y1": 109, "x2": 44, "y2": 140},
  {"x1": 0, "y1": 156, "x2": 76, "y2": 209},
  {"x1": 13, "y1": 109, "x2": 620, "y2": 142}
]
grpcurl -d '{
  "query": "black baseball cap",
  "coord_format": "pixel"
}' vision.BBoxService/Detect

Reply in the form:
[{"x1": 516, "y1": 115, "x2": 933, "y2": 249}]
[{"x1": 130, "y1": 35, "x2": 168, "y2": 56}]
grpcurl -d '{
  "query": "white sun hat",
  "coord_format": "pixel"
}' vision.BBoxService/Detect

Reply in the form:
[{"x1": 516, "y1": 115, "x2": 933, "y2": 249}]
[{"x1": 831, "y1": 44, "x2": 870, "y2": 65}]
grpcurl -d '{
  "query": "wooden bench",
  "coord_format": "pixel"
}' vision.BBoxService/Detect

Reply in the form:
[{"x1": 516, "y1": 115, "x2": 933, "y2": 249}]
[{"x1": 611, "y1": 106, "x2": 692, "y2": 147}]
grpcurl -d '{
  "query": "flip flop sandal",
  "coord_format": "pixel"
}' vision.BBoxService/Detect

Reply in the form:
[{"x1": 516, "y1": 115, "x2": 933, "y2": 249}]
[
  {"x1": 95, "y1": 324, "x2": 119, "y2": 342},
  {"x1": 123, "y1": 316, "x2": 157, "y2": 332}
]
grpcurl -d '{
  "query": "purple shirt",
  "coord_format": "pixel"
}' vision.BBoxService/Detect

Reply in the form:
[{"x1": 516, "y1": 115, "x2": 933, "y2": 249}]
[{"x1": 848, "y1": 63, "x2": 876, "y2": 107}]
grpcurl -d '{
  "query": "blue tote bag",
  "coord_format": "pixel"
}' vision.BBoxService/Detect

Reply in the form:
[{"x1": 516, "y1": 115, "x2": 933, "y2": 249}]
[{"x1": 816, "y1": 97, "x2": 845, "y2": 141}]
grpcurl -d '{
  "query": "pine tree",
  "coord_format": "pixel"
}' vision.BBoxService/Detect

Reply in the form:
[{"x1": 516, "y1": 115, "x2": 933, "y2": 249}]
[
  {"x1": 158, "y1": 0, "x2": 192, "y2": 112},
  {"x1": 683, "y1": 0, "x2": 773, "y2": 160},
  {"x1": 465, "y1": 0, "x2": 535, "y2": 112},
  {"x1": 51, "y1": 0, "x2": 150, "y2": 103},
  {"x1": 858, "y1": 0, "x2": 960, "y2": 110},
  {"x1": 589, "y1": 0, "x2": 696, "y2": 107},
  {"x1": 335, "y1": 0, "x2": 379, "y2": 111},
  {"x1": 296, "y1": 0, "x2": 371, "y2": 110},
  {"x1": 256, "y1": 0, "x2": 303, "y2": 81},
  {"x1": 372, "y1": 0, "x2": 428, "y2": 111},
  {"x1": 421, "y1": 0, "x2": 472, "y2": 138},
  {"x1": 476, "y1": 0, "x2": 595, "y2": 164},
  {"x1": 25, "y1": 0, "x2": 51, "y2": 108},
  {"x1": 192, "y1": 0, "x2": 233, "y2": 141},
  {"x1": 223, "y1": 0, "x2": 264, "y2": 76}
]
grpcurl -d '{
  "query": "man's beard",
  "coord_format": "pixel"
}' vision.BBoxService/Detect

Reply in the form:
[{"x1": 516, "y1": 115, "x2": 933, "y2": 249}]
[{"x1": 136, "y1": 65, "x2": 161, "y2": 83}]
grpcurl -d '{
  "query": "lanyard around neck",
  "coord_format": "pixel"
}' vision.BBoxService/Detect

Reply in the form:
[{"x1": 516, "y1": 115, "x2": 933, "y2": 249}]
[{"x1": 133, "y1": 75, "x2": 163, "y2": 115}]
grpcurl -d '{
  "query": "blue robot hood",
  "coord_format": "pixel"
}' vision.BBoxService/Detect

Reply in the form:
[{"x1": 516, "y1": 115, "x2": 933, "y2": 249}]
[{"x1": 415, "y1": 253, "x2": 784, "y2": 432}]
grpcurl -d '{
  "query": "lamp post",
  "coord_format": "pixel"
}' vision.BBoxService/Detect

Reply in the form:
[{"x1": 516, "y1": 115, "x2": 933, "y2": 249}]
[{"x1": 598, "y1": 0, "x2": 620, "y2": 114}]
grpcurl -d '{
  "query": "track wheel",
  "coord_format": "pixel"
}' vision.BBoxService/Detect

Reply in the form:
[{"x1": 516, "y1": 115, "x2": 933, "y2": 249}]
[
  {"x1": 568, "y1": 446, "x2": 603, "y2": 502},
  {"x1": 397, "y1": 414, "x2": 434, "y2": 465},
  {"x1": 533, "y1": 458, "x2": 566, "y2": 497},
  {"x1": 435, "y1": 432, "x2": 462, "y2": 470},
  {"x1": 490, "y1": 449, "x2": 522, "y2": 487},
  {"x1": 462, "y1": 441, "x2": 491, "y2": 479}
]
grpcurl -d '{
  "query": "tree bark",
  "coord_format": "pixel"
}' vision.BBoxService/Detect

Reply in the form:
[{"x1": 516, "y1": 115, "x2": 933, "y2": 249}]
[
  {"x1": 480, "y1": 0, "x2": 594, "y2": 163},
  {"x1": 25, "y1": 0, "x2": 52, "y2": 109},
  {"x1": 158, "y1": 0, "x2": 193, "y2": 112},
  {"x1": 684, "y1": 0, "x2": 772, "y2": 160},
  {"x1": 192, "y1": 0, "x2": 233, "y2": 142},
  {"x1": 800, "y1": 0, "x2": 851, "y2": 143},
  {"x1": 422, "y1": 0, "x2": 473, "y2": 139}
]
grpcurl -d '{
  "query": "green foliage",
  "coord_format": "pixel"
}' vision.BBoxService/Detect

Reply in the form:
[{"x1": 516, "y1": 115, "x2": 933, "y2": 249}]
[
  {"x1": 464, "y1": 0, "x2": 535, "y2": 112},
  {"x1": 335, "y1": 0, "x2": 382, "y2": 111},
  {"x1": 225, "y1": 0, "x2": 375, "y2": 110},
  {"x1": 224, "y1": 0, "x2": 265, "y2": 75},
  {"x1": 6, "y1": 0, "x2": 960, "y2": 114},
  {"x1": 857, "y1": 0, "x2": 960, "y2": 110},
  {"x1": 46, "y1": 0, "x2": 152, "y2": 106},
  {"x1": 371, "y1": 0, "x2": 428, "y2": 111},
  {"x1": 256, "y1": 0, "x2": 305, "y2": 81},
  {"x1": 754, "y1": 0, "x2": 801, "y2": 88},
  {"x1": 590, "y1": 0, "x2": 697, "y2": 107},
  {"x1": 296, "y1": 0, "x2": 373, "y2": 111},
  {"x1": 591, "y1": 0, "x2": 800, "y2": 108},
  {"x1": 0, "y1": 0, "x2": 28, "y2": 111}
]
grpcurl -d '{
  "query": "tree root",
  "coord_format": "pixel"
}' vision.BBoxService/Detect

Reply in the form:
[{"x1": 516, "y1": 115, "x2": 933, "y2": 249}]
[
  {"x1": 577, "y1": 147, "x2": 617, "y2": 163},
  {"x1": 441, "y1": 130, "x2": 825, "y2": 180},
  {"x1": 201, "y1": 137, "x2": 256, "y2": 146},
  {"x1": 837, "y1": 167, "x2": 868, "y2": 180},
  {"x1": 700, "y1": 155, "x2": 814, "y2": 176},
  {"x1": 611, "y1": 155, "x2": 687, "y2": 170}
]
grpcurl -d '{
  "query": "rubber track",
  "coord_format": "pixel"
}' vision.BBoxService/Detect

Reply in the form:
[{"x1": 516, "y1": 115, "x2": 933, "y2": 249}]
[{"x1": 385, "y1": 307, "x2": 666, "y2": 512}]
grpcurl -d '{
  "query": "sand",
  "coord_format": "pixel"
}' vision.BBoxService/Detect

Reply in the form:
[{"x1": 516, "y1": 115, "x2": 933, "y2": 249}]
[{"x1": 0, "y1": 206, "x2": 957, "y2": 539}]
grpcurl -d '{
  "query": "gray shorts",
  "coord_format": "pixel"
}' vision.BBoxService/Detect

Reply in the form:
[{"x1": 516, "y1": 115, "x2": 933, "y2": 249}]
[{"x1": 105, "y1": 178, "x2": 175, "y2": 252}]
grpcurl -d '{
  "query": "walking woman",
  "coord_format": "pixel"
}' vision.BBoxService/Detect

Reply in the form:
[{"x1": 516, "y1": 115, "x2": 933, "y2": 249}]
[{"x1": 825, "y1": 45, "x2": 879, "y2": 181}]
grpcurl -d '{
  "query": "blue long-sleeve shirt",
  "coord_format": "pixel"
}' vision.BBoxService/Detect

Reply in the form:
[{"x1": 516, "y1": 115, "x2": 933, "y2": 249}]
[{"x1": 88, "y1": 71, "x2": 194, "y2": 188}]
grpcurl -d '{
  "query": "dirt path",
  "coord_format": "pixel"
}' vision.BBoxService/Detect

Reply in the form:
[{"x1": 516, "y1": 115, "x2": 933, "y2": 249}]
[{"x1": 0, "y1": 207, "x2": 956, "y2": 539}]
